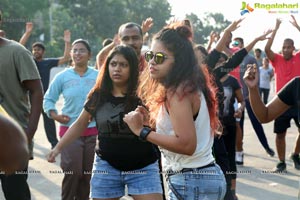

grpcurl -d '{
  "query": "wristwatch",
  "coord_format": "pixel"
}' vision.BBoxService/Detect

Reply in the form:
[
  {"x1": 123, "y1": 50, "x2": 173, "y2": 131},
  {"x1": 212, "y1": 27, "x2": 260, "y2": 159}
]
[{"x1": 139, "y1": 127, "x2": 152, "y2": 141}]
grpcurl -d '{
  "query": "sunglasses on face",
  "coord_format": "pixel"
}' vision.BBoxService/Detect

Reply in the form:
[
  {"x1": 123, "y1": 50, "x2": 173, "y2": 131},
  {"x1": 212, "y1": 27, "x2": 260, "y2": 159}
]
[
  {"x1": 144, "y1": 51, "x2": 171, "y2": 64},
  {"x1": 232, "y1": 41, "x2": 239, "y2": 47}
]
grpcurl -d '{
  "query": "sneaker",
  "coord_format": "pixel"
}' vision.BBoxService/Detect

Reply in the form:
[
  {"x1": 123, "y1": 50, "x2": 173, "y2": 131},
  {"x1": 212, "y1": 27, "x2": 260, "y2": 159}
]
[
  {"x1": 273, "y1": 161, "x2": 287, "y2": 173},
  {"x1": 235, "y1": 151, "x2": 244, "y2": 165},
  {"x1": 290, "y1": 153, "x2": 300, "y2": 170},
  {"x1": 265, "y1": 147, "x2": 275, "y2": 157}
]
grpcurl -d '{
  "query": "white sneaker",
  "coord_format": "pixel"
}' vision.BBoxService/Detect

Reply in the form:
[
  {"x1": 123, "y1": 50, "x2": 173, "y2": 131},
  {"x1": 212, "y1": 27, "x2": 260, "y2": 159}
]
[{"x1": 236, "y1": 151, "x2": 244, "y2": 165}]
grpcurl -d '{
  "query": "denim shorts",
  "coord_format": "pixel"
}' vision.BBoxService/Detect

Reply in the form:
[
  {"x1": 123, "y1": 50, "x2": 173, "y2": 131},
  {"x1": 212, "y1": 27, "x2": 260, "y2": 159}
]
[
  {"x1": 90, "y1": 155, "x2": 163, "y2": 198},
  {"x1": 167, "y1": 163, "x2": 226, "y2": 200}
]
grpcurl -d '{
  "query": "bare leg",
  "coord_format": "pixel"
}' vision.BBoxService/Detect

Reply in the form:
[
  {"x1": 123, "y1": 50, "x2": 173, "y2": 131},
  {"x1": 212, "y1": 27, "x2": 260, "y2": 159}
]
[{"x1": 276, "y1": 132, "x2": 286, "y2": 162}]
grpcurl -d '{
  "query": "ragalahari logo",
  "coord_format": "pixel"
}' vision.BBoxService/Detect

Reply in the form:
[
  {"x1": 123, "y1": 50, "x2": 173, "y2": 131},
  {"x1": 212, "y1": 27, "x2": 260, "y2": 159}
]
[{"x1": 240, "y1": 2, "x2": 254, "y2": 15}]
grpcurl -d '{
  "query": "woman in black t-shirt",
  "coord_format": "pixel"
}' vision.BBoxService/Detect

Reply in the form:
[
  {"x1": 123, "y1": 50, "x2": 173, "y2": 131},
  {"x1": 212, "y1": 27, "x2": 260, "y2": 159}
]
[{"x1": 47, "y1": 45, "x2": 163, "y2": 200}]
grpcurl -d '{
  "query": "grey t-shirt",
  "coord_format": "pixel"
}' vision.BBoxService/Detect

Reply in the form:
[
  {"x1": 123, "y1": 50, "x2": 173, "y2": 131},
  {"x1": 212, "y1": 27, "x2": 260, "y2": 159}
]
[{"x1": 0, "y1": 39, "x2": 41, "y2": 128}]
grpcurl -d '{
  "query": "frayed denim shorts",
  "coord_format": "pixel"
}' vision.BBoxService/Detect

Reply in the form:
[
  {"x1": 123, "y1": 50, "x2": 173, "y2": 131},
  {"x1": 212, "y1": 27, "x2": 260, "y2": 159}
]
[
  {"x1": 90, "y1": 155, "x2": 163, "y2": 199},
  {"x1": 167, "y1": 163, "x2": 226, "y2": 200}
]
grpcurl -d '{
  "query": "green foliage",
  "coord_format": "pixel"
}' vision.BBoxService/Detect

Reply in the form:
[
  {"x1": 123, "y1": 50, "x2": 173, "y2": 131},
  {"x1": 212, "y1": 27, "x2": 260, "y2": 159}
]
[
  {"x1": 0, "y1": 0, "x2": 48, "y2": 40},
  {"x1": 1, "y1": 0, "x2": 231, "y2": 60},
  {"x1": 57, "y1": 0, "x2": 172, "y2": 57},
  {"x1": 186, "y1": 12, "x2": 231, "y2": 46}
]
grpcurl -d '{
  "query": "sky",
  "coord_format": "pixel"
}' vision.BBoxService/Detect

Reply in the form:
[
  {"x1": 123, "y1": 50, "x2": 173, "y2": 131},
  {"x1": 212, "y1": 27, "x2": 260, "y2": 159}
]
[{"x1": 167, "y1": 0, "x2": 300, "y2": 52}]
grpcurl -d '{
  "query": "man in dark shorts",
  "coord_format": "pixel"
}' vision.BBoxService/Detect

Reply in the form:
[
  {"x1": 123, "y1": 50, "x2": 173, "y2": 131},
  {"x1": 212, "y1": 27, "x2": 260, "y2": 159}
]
[{"x1": 265, "y1": 16, "x2": 300, "y2": 172}]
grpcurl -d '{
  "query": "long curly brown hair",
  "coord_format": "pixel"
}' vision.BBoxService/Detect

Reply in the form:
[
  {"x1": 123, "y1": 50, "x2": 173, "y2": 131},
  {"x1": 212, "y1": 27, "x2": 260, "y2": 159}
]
[{"x1": 138, "y1": 22, "x2": 220, "y2": 135}]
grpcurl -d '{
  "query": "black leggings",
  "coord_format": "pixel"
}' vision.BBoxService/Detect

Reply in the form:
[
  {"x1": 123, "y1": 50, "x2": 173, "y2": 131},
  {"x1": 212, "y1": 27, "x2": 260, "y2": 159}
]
[{"x1": 222, "y1": 124, "x2": 237, "y2": 179}]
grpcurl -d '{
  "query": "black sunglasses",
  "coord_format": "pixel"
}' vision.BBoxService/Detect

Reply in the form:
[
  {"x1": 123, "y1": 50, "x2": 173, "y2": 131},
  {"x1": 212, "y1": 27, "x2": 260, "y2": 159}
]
[{"x1": 144, "y1": 51, "x2": 171, "y2": 64}]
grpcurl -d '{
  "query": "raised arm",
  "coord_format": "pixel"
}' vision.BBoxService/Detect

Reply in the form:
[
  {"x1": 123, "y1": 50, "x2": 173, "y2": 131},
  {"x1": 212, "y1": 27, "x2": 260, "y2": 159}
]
[
  {"x1": 141, "y1": 17, "x2": 154, "y2": 34},
  {"x1": 243, "y1": 64, "x2": 289, "y2": 123},
  {"x1": 205, "y1": 19, "x2": 243, "y2": 70},
  {"x1": 290, "y1": 15, "x2": 300, "y2": 31},
  {"x1": 245, "y1": 29, "x2": 273, "y2": 52},
  {"x1": 57, "y1": 30, "x2": 71, "y2": 65},
  {"x1": 214, "y1": 18, "x2": 243, "y2": 53},
  {"x1": 206, "y1": 31, "x2": 219, "y2": 53},
  {"x1": 19, "y1": 22, "x2": 33, "y2": 46},
  {"x1": 265, "y1": 18, "x2": 281, "y2": 61},
  {"x1": 96, "y1": 34, "x2": 118, "y2": 69},
  {"x1": 214, "y1": 30, "x2": 272, "y2": 78}
]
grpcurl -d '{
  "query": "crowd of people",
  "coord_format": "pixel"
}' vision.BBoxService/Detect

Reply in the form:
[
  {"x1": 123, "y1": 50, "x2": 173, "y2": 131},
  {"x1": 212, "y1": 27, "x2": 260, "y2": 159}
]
[{"x1": 0, "y1": 7, "x2": 299, "y2": 200}]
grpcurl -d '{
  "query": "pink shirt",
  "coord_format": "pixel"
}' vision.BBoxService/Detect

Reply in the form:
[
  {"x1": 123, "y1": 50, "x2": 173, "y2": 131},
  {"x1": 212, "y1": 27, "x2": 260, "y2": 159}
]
[
  {"x1": 59, "y1": 126, "x2": 98, "y2": 137},
  {"x1": 270, "y1": 52, "x2": 300, "y2": 92}
]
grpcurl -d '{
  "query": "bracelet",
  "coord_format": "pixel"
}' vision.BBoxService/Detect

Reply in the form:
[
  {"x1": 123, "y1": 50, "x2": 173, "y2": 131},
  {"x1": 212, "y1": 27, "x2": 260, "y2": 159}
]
[{"x1": 139, "y1": 127, "x2": 152, "y2": 141}]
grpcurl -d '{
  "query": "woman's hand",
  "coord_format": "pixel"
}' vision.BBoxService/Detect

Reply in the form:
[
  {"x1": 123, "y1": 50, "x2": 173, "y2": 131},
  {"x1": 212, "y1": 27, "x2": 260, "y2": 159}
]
[
  {"x1": 243, "y1": 64, "x2": 259, "y2": 89},
  {"x1": 123, "y1": 110, "x2": 144, "y2": 136},
  {"x1": 50, "y1": 111, "x2": 70, "y2": 124},
  {"x1": 135, "y1": 106, "x2": 150, "y2": 126},
  {"x1": 46, "y1": 146, "x2": 61, "y2": 163}
]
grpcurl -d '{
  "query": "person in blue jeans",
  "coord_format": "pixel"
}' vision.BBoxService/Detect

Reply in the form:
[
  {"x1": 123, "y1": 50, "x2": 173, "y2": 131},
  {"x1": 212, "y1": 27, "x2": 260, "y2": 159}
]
[
  {"x1": 48, "y1": 45, "x2": 163, "y2": 199},
  {"x1": 124, "y1": 21, "x2": 226, "y2": 200}
]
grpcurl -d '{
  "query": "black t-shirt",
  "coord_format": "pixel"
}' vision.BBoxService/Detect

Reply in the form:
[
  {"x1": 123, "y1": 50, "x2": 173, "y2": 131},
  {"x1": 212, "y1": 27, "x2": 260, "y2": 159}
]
[
  {"x1": 222, "y1": 75, "x2": 241, "y2": 125},
  {"x1": 207, "y1": 48, "x2": 248, "y2": 119},
  {"x1": 84, "y1": 93, "x2": 158, "y2": 171},
  {"x1": 277, "y1": 77, "x2": 300, "y2": 121},
  {"x1": 35, "y1": 58, "x2": 59, "y2": 91}
]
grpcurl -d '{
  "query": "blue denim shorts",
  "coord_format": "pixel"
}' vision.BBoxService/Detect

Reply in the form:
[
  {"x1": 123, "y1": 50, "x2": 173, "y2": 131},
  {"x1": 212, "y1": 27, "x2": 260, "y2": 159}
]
[
  {"x1": 167, "y1": 163, "x2": 226, "y2": 200},
  {"x1": 90, "y1": 155, "x2": 163, "y2": 198}
]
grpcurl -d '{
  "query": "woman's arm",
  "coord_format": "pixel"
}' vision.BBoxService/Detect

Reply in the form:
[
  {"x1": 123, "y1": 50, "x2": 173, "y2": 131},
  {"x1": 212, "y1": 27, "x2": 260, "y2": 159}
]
[
  {"x1": 206, "y1": 19, "x2": 243, "y2": 69},
  {"x1": 215, "y1": 29, "x2": 272, "y2": 79},
  {"x1": 47, "y1": 109, "x2": 91, "y2": 162},
  {"x1": 124, "y1": 92, "x2": 198, "y2": 155}
]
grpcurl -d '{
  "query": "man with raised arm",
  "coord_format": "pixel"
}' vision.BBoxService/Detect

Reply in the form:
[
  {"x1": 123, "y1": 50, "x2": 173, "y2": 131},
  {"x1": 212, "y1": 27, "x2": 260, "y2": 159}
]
[
  {"x1": 265, "y1": 15, "x2": 300, "y2": 172},
  {"x1": 23, "y1": 23, "x2": 71, "y2": 149}
]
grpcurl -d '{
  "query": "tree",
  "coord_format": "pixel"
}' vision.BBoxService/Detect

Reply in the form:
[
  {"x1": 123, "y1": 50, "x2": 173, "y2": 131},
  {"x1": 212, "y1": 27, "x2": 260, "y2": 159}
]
[
  {"x1": 186, "y1": 12, "x2": 231, "y2": 46},
  {"x1": 0, "y1": 0, "x2": 48, "y2": 41},
  {"x1": 1, "y1": 1, "x2": 231, "y2": 61},
  {"x1": 56, "y1": 0, "x2": 172, "y2": 61}
]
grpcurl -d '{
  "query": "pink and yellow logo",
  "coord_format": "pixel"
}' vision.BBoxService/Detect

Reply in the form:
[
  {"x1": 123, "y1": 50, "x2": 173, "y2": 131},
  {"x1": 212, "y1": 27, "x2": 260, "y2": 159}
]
[{"x1": 240, "y1": 2, "x2": 254, "y2": 15}]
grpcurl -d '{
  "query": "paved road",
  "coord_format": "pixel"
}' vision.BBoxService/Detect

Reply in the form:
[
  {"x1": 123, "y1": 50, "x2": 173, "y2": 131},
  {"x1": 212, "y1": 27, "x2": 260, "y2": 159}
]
[{"x1": 0, "y1": 81, "x2": 299, "y2": 200}]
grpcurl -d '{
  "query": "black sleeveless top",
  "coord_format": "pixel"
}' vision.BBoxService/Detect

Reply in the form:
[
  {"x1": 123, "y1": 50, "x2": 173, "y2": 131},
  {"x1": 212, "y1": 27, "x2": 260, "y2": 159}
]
[{"x1": 85, "y1": 93, "x2": 159, "y2": 171}]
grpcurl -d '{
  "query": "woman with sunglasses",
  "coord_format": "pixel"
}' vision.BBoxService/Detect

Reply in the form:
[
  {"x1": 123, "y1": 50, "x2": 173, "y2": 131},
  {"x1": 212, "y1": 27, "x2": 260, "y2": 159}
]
[
  {"x1": 45, "y1": 39, "x2": 98, "y2": 200},
  {"x1": 124, "y1": 22, "x2": 226, "y2": 199},
  {"x1": 47, "y1": 45, "x2": 163, "y2": 200}
]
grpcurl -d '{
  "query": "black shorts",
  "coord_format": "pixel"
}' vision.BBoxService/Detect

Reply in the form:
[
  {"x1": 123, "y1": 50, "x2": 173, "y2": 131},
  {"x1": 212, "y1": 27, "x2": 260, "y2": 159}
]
[{"x1": 274, "y1": 107, "x2": 300, "y2": 134}]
